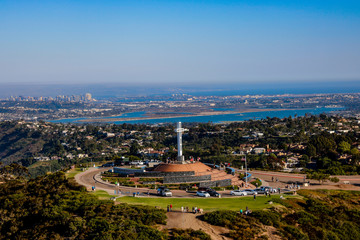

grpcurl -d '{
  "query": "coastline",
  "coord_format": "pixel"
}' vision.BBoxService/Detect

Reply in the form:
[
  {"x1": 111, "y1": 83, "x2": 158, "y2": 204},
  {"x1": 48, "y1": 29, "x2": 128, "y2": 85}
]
[{"x1": 76, "y1": 108, "x2": 292, "y2": 123}]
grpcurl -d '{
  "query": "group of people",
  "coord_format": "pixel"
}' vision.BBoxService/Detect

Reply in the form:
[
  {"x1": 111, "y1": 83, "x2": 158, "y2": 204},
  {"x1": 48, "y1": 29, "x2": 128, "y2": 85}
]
[
  {"x1": 286, "y1": 183, "x2": 300, "y2": 190},
  {"x1": 240, "y1": 206, "x2": 251, "y2": 215},
  {"x1": 132, "y1": 192, "x2": 141, "y2": 197},
  {"x1": 166, "y1": 205, "x2": 203, "y2": 214},
  {"x1": 271, "y1": 177, "x2": 279, "y2": 182},
  {"x1": 167, "y1": 204, "x2": 173, "y2": 212},
  {"x1": 190, "y1": 206, "x2": 203, "y2": 214}
]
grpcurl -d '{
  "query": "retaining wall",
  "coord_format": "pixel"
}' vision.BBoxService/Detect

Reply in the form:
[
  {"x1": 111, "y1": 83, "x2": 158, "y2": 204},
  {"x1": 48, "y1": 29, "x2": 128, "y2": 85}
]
[
  {"x1": 134, "y1": 171, "x2": 195, "y2": 178},
  {"x1": 163, "y1": 175, "x2": 211, "y2": 184}
]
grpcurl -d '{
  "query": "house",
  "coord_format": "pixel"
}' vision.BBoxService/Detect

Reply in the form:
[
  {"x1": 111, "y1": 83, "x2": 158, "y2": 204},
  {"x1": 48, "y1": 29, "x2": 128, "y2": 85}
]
[
  {"x1": 253, "y1": 148, "x2": 266, "y2": 154},
  {"x1": 286, "y1": 157, "x2": 299, "y2": 168}
]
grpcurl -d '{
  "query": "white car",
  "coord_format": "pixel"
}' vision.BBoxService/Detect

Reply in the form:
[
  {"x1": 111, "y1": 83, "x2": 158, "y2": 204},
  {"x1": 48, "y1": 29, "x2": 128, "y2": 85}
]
[
  {"x1": 196, "y1": 191, "x2": 210, "y2": 197},
  {"x1": 162, "y1": 189, "x2": 172, "y2": 197},
  {"x1": 230, "y1": 190, "x2": 248, "y2": 196},
  {"x1": 244, "y1": 189, "x2": 258, "y2": 195},
  {"x1": 157, "y1": 187, "x2": 172, "y2": 197}
]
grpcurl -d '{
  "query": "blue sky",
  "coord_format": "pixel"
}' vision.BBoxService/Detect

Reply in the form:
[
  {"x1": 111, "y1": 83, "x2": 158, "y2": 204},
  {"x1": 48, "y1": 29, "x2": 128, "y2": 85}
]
[{"x1": 0, "y1": 0, "x2": 359, "y2": 84}]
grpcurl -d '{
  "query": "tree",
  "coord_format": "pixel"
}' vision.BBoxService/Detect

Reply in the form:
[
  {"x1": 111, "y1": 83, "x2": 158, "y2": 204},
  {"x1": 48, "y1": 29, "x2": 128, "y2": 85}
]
[
  {"x1": 350, "y1": 148, "x2": 360, "y2": 156},
  {"x1": 130, "y1": 141, "x2": 140, "y2": 156},
  {"x1": 307, "y1": 172, "x2": 330, "y2": 184},
  {"x1": 329, "y1": 177, "x2": 339, "y2": 183},
  {"x1": 307, "y1": 144, "x2": 317, "y2": 158},
  {"x1": 0, "y1": 163, "x2": 29, "y2": 181},
  {"x1": 338, "y1": 141, "x2": 351, "y2": 154}
]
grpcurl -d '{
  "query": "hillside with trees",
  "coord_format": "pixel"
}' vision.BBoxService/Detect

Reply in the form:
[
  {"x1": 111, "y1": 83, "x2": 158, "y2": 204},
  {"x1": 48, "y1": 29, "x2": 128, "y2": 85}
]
[{"x1": 0, "y1": 172, "x2": 168, "y2": 239}]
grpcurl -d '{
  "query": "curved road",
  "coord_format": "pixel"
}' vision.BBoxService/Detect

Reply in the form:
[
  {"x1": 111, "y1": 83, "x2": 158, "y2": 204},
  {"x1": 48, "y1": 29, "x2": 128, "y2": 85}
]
[
  {"x1": 75, "y1": 167, "x2": 230, "y2": 197},
  {"x1": 75, "y1": 167, "x2": 360, "y2": 198}
]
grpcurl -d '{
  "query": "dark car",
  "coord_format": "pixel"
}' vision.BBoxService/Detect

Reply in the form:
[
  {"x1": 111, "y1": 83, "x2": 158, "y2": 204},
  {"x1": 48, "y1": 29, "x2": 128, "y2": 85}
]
[
  {"x1": 101, "y1": 162, "x2": 114, "y2": 167},
  {"x1": 206, "y1": 189, "x2": 220, "y2": 197}
]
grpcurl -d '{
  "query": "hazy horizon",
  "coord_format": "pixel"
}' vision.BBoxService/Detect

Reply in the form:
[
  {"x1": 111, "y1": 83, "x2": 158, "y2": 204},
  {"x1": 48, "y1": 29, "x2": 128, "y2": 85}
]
[{"x1": 0, "y1": 80, "x2": 360, "y2": 99}]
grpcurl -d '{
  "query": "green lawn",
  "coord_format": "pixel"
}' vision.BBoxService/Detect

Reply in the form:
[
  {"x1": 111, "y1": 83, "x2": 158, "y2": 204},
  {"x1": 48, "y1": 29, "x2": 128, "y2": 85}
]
[
  {"x1": 28, "y1": 160, "x2": 54, "y2": 169},
  {"x1": 115, "y1": 194, "x2": 292, "y2": 211},
  {"x1": 91, "y1": 190, "x2": 116, "y2": 199},
  {"x1": 65, "y1": 168, "x2": 83, "y2": 179}
]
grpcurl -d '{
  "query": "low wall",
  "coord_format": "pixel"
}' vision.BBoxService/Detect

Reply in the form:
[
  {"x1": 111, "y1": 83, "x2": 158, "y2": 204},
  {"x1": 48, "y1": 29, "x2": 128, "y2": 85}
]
[
  {"x1": 199, "y1": 179, "x2": 232, "y2": 188},
  {"x1": 113, "y1": 167, "x2": 145, "y2": 175},
  {"x1": 163, "y1": 175, "x2": 211, "y2": 184},
  {"x1": 134, "y1": 171, "x2": 195, "y2": 178}
]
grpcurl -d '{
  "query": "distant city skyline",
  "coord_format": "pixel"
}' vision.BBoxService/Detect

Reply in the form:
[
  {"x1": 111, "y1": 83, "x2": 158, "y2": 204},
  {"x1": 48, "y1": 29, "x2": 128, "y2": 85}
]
[
  {"x1": 1, "y1": 0, "x2": 360, "y2": 84},
  {"x1": 0, "y1": 80, "x2": 360, "y2": 99}
]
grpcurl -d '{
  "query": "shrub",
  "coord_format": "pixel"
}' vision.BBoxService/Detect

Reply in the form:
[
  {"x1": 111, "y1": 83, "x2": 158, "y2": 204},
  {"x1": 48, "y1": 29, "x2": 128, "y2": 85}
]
[
  {"x1": 170, "y1": 228, "x2": 211, "y2": 240},
  {"x1": 280, "y1": 225, "x2": 309, "y2": 240},
  {"x1": 252, "y1": 210, "x2": 281, "y2": 227},
  {"x1": 250, "y1": 178, "x2": 262, "y2": 187}
]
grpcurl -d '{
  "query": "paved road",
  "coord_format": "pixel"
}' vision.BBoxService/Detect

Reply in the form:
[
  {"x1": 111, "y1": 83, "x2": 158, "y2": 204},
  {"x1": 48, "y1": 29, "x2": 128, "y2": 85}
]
[
  {"x1": 75, "y1": 167, "x2": 360, "y2": 198},
  {"x1": 75, "y1": 167, "x2": 240, "y2": 198}
]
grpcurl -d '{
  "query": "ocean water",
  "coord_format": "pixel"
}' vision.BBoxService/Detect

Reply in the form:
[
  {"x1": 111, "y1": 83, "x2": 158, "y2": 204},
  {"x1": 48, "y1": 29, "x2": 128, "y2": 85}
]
[{"x1": 50, "y1": 107, "x2": 342, "y2": 124}]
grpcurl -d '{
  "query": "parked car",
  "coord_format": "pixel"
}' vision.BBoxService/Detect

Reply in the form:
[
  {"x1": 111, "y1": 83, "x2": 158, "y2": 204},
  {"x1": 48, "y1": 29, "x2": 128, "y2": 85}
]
[
  {"x1": 130, "y1": 161, "x2": 144, "y2": 165},
  {"x1": 206, "y1": 189, "x2": 220, "y2": 197},
  {"x1": 255, "y1": 186, "x2": 277, "y2": 194},
  {"x1": 254, "y1": 188, "x2": 266, "y2": 194},
  {"x1": 101, "y1": 162, "x2": 114, "y2": 167},
  {"x1": 196, "y1": 191, "x2": 210, "y2": 197},
  {"x1": 244, "y1": 189, "x2": 258, "y2": 195},
  {"x1": 230, "y1": 190, "x2": 248, "y2": 196},
  {"x1": 157, "y1": 187, "x2": 172, "y2": 197}
]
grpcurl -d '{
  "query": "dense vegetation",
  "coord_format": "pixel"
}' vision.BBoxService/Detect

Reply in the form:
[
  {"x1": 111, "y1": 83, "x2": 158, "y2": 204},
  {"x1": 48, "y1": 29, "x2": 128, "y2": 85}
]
[
  {"x1": 202, "y1": 210, "x2": 266, "y2": 239},
  {"x1": 170, "y1": 229, "x2": 211, "y2": 240},
  {"x1": 203, "y1": 190, "x2": 360, "y2": 240},
  {"x1": 0, "y1": 172, "x2": 168, "y2": 239}
]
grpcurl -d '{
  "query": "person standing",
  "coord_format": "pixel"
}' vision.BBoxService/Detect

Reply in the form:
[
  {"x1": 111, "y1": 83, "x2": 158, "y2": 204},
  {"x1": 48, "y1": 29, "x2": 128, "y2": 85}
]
[
  {"x1": 170, "y1": 204, "x2": 173, "y2": 212},
  {"x1": 254, "y1": 194, "x2": 256, "y2": 200},
  {"x1": 181, "y1": 206, "x2": 184, "y2": 212}
]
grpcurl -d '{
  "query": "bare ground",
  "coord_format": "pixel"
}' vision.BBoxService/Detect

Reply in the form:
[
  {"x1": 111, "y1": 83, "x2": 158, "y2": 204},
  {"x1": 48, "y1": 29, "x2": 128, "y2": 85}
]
[{"x1": 159, "y1": 212, "x2": 231, "y2": 240}]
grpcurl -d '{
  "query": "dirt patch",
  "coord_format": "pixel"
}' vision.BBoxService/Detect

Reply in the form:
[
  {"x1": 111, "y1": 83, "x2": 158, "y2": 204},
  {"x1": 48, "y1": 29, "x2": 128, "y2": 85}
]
[
  {"x1": 264, "y1": 226, "x2": 282, "y2": 240},
  {"x1": 159, "y1": 212, "x2": 230, "y2": 240},
  {"x1": 337, "y1": 184, "x2": 360, "y2": 190}
]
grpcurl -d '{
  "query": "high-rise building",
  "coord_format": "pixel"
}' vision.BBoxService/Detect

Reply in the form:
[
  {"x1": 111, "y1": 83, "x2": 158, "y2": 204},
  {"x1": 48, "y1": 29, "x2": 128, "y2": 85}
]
[{"x1": 85, "y1": 93, "x2": 92, "y2": 101}]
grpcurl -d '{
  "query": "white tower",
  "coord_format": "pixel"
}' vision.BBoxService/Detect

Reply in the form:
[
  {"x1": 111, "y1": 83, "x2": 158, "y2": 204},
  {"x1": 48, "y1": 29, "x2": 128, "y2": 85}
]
[{"x1": 175, "y1": 122, "x2": 185, "y2": 162}]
